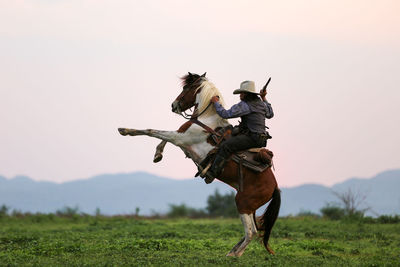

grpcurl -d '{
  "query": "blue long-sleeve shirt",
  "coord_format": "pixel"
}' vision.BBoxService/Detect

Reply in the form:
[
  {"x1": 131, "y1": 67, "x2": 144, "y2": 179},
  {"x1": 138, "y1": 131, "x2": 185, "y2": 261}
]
[{"x1": 213, "y1": 100, "x2": 274, "y2": 119}]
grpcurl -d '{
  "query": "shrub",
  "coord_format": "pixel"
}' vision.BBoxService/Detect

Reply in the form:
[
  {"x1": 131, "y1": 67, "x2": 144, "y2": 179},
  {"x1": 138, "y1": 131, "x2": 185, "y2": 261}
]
[
  {"x1": 297, "y1": 210, "x2": 320, "y2": 218},
  {"x1": 56, "y1": 206, "x2": 80, "y2": 218},
  {"x1": 377, "y1": 215, "x2": 400, "y2": 224},
  {"x1": 0, "y1": 204, "x2": 9, "y2": 218},
  {"x1": 345, "y1": 210, "x2": 365, "y2": 221},
  {"x1": 332, "y1": 188, "x2": 369, "y2": 217},
  {"x1": 320, "y1": 204, "x2": 345, "y2": 220},
  {"x1": 206, "y1": 190, "x2": 238, "y2": 218},
  {"x1": 167, "y1": 204, "x2": 207, "y2": 218},
  {"x1": 11, "y1": 209, "x2": 24, "y2": 218},
  {"x1": 95, "y1": 207, "x2": 102, "y2": 216}
]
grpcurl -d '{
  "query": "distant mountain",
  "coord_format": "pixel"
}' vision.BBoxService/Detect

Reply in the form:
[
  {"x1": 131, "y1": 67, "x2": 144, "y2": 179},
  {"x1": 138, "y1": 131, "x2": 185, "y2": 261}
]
[
  {"x1": 280, "y1": 169, "x2": 400, "y2": 216},
  {"x1": 331, "y1": 170, "x2": 400, "y2": 215},
  {"x1": 0, "y1": 172, "x2": 232, "y2": 215},
  {"x1": 1, "y1": 170, "x2": 399, "y2": 216}
]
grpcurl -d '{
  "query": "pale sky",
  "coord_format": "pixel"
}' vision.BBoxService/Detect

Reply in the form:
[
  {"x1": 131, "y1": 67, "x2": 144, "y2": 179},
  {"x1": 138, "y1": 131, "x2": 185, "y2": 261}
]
[{"x1": 1, "y1": 0, "x2": 399, "y2": 187}]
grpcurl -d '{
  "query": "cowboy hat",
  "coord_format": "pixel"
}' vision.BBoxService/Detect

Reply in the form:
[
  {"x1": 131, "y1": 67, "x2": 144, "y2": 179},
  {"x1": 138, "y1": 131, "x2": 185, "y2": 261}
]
[{"x1": 233, "y1": 80, "x2": 259, "y2": 95}]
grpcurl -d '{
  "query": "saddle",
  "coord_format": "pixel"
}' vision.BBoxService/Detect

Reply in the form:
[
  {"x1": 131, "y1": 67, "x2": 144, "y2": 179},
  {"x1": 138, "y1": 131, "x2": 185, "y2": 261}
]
[
  {"x1": 202, "y1": 125, "x2": 274, "y2": 172},
  {"x1": 196, "y1": 124, "x2": 274, "y2": 177},
  {"x1": 231, "y1": 148, "x2": 273, "y2": 173},
  {"x1": 194, "y1": 124, "x2": 274, "y2": 190},
  {"x1": 195, "y1": 146, "x2": 274, "y2": 191}
]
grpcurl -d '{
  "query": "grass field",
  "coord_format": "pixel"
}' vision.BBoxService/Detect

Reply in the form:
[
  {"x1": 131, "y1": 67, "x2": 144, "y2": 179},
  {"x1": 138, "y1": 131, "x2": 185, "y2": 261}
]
[{"x1": 0, "y1": 215, "x2": 399, "y2": 266}]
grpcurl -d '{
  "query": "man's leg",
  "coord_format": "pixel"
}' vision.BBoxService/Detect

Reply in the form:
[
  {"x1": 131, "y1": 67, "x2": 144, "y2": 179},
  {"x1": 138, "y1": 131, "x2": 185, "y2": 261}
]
[
  {"x1": 218, "y1": 134, "x2": 257, "y2": 158},
  {"x1": 204, "y1": 134, "x2": 257, "y2": 183}
]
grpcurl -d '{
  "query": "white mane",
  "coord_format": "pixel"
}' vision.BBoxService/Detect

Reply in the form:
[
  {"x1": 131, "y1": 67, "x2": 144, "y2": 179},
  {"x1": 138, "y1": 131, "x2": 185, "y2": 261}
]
[{"x1": 195, "y1": 79, "x2": 227, "y2": 119}]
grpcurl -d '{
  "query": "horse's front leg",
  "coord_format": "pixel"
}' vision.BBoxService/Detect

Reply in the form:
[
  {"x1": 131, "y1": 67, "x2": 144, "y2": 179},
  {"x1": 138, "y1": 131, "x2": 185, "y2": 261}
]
[
  {"x1": 153, "y1": 140, "x2": 167, "y2": 163},
  {"x1": 151, "y1": 121, "x2": 194, "y2": 163},
  {"x1": 118, "y1": 127, "x2": 200, "y2": 161}
]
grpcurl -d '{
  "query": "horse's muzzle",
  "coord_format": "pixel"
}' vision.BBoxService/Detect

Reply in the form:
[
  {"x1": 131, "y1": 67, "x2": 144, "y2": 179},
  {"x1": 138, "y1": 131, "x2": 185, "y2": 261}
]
[{"x1": 171, "y1": 100, "x2": 181, "y2": 114}]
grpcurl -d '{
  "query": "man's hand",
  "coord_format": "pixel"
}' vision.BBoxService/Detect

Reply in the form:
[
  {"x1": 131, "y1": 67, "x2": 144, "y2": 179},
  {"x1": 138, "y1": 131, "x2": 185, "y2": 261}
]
[
  {"x1": 260, "y1": 89, "x2": 267, "y2": 101},
  {"x1": 260, "y1": 77, "x2": 271, "y2": 101},
  {"x1": 210, "y1": 96, "x2": 220, "y2": 103}
]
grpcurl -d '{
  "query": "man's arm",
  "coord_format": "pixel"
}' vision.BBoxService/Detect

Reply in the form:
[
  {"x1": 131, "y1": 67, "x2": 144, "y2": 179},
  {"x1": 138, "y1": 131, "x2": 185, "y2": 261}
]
[
  {"x1": 211, "y1": 97, "x2": 251, "y2": 119},
  {"x1": 264, "y1": 100, "x2": 274, "y2": 119},
  {"x1": 260, "y1": 89, "x2": 274, "y2": 119}
]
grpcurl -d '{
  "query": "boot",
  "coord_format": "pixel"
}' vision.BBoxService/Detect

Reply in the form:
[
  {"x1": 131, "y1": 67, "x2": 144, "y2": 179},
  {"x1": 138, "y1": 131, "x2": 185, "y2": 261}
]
[{"x1": 204, "y1": 155, "x2": 226, "y2": 184}]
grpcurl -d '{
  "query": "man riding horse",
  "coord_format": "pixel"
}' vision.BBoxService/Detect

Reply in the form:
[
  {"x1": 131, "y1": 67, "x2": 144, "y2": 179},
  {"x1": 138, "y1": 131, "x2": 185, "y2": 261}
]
[
  {"x1": 203, "y1": 80, "x2": 274, "y2": 184},
  {"x1": 118, "y1": 73, "x2": 280, "y2": 256}
]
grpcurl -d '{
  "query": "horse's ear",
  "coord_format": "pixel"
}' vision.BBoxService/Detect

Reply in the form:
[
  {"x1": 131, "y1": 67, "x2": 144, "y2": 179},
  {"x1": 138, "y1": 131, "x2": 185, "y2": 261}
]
[
  {"x1": 188, "y1": 72, "x2": 193, "y2": 77},
  {"x1": 201, "y1": 72, "x2": 207, "y2": 77}
]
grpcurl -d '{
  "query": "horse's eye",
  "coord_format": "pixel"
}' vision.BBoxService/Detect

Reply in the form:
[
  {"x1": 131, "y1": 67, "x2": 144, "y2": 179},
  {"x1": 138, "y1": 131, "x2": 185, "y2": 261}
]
[{"x1": 183, "y1": 85, "x2": 190, "y2": 90}]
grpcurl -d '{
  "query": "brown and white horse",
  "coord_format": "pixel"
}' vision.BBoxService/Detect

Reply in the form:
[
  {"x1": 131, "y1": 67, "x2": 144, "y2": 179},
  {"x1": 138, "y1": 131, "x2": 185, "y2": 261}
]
[{"x1": 118, "y1": 72, "x2": 280, "y2": 257}]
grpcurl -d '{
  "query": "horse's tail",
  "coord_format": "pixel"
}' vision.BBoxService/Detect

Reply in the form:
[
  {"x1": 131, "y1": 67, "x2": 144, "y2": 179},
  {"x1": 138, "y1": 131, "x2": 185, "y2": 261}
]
[{"x1": 256, "y1": 187, "x2": 281, "y2": 250}]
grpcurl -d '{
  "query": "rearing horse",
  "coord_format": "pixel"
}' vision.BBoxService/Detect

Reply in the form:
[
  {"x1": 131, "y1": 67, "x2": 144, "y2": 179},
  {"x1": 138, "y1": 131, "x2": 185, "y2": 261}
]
[{"x1": 118, "y1": 73, "x2": 280, "y2": 257}]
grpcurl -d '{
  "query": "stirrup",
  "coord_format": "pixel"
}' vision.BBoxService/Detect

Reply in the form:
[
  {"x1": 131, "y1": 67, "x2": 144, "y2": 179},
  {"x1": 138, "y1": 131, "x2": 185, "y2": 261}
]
[
  {"x1": 200, "y1": 163, "x2": 212, "y2": 178},
  {"x1": 203, "y1": 168, "x2": 216, "y2": 184},
  {"x1": 195, "y1": 162, "x2": 212, "y2": 178},
  {"x1": 204, "y1": 176, "x2": 215, "y2": 184},
  {"x1": 197, "y1": 163, "x2": 216, "y2": 184}
]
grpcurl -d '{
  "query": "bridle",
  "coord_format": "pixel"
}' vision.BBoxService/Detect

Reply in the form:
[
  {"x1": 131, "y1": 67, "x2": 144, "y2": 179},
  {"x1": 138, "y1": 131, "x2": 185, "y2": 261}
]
[
  {"x1": 175, "y1": 77, "x2": 220, "y2": 136},
  {"x1": 177, "y1": 77, "x2": 213, "y2": 120},
  {"x1": 177, "y1": 101, "x2": 213, "y2": 120}
]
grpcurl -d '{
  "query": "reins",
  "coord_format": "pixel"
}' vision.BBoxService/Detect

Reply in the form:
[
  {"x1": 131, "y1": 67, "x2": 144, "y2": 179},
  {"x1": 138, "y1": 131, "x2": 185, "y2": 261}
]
[
  {"x1": 178, "y1": 100, "x2": 220, "y2": 136},
  {"x1": 178, "y1": 101, "x2": 213, "y2": 120},
  {"x1": 179, "y1": 109, "x2": 194, "y2": 120}
]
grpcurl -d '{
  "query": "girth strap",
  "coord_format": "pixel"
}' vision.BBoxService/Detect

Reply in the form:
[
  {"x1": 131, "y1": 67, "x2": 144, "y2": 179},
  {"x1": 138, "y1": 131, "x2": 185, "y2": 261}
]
[{"x1": 238, "y1": 156, "x2": 244, "y2": 192}]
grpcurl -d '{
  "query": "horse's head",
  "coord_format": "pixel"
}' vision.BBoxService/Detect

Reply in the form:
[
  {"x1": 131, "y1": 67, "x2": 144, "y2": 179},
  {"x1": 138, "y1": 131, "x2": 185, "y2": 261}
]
[{"x1": 171, "y1": 72, "x2": 207, "y2": 114}]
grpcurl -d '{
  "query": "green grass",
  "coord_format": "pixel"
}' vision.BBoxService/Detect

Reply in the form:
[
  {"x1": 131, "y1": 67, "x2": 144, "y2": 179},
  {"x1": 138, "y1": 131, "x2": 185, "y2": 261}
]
[{"x1": 0, "y1": 215, "x2": 399, "y2": 266}]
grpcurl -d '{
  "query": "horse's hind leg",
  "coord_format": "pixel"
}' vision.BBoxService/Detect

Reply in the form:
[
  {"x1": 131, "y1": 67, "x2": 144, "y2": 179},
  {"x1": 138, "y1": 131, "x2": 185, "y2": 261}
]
[
  {"x1": 226, "y1": 213, "x2": 257, "y2": 257},
  {"x1": 226, "y1": 237, "x2": 245, "y2": 256},
  {"x1": 153, "y1": 141, "x2": 167, "y2": 163}
]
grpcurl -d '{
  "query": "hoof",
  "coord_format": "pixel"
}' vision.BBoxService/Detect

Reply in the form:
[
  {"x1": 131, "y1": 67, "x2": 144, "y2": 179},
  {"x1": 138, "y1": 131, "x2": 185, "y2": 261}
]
[
  {"x1": 153, "y1": 153, "x2": 163, "y2": 163},
  {"x1": 266, "y1": 245, "x2": 275, "y2": 255},
  {"x1": 118, "y1": 128, "x2": 128, "y2": 136},
  {"x1": 226, "y1": 252, "x2": 236, "y2": 257}
]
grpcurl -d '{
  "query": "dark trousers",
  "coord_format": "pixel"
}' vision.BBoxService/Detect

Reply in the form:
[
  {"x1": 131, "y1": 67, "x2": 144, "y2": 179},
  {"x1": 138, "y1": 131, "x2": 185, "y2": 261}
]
[{"x1": 216, "y1": 133, "x2": 266, "y2": 159}]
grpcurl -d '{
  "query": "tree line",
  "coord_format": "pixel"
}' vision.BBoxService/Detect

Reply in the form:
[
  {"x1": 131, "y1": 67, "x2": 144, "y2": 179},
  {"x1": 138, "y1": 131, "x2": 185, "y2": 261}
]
[
  {"x1": 166, "y1": 189, "x2": 237, "y2": 218},
  {"x1": 1, "y1": 188, "x2": 399, "y2": 222}
]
